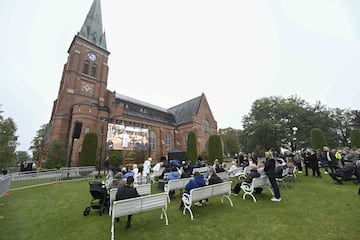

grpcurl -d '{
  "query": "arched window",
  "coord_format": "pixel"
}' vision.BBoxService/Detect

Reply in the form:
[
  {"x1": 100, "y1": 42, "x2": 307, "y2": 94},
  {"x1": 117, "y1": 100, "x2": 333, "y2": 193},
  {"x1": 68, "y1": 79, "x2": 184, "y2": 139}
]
[
  {"x1": 183, "y1": 131, "x2": 188, "y2": 145},
  {"x1": 203, "y1": 118, "x2": 210, "y2": 132},
  {"x1": 91, "y1": 65, "x2": 96, "y2": 77},
  {"x1": 83, "y1": 62, "x2": 89, "y2": 75},
  {"x1": 165, "y1": 133, "x2": 171, "y2": 151},
  {"x1": 149, "y1": 131, "x2": 156, "y2": 151}
]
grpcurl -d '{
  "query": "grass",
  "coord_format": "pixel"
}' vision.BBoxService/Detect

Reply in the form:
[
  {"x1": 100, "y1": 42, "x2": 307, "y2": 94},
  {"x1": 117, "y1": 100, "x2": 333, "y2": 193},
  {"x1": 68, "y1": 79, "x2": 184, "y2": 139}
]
[{"x1": 0, "y1": 173, "x2": 359, "y2": 240}]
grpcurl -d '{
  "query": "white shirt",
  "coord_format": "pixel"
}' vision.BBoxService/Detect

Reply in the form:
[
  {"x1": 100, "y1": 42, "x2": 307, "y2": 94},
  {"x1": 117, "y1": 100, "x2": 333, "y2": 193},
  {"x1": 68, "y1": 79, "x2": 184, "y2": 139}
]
[{"x1": 143, "y1": 160, "x2": 151, "y2": 174}]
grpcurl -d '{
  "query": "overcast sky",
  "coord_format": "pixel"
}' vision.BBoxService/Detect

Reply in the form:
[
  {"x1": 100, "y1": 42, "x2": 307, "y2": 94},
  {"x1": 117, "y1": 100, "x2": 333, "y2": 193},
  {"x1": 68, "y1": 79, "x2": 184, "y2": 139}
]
[{"x1": 1, "y1": 0, "x2": 360, "y2": 154}]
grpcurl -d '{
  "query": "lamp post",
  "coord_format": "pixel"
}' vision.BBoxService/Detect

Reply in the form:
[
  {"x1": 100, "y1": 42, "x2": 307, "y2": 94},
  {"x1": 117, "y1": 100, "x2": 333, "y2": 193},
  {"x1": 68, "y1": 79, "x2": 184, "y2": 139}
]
[
  {"x1": 291, "y1": 126, "x2": 298, "y2": 152},
  {"x1": 97, "y1": 123, "x2": 105, "y2": 178}
]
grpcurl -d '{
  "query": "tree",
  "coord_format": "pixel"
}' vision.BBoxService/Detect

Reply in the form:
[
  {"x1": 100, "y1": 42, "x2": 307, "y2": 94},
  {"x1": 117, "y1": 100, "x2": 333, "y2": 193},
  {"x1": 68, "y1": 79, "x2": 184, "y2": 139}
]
[
  {"x1": 107, "y1": 150, "x2": 123, "y2": 168},
  {"x1": 241, "y1": 95, "x2": 340, "y2": 154},
  {"x1": 186, "y1": 131, "x2": 197, "y2": 164},
  {"x1": 208, "y1": 135, "x2": 223, "y2": 163},
  {"x1": 219, "y1": 128, "x2": 240, "y2": 156},
  {"x1": 350, "y1": 129, "x2": 360, "y2": 148},
  {"x1": 29, "y1": 124, "x2": 47, "y2": 164},
  {"x1": 16, "y1": 151, "x2": 31, "y2": 165},
  {"x1": 351, "y1": 110, "x2": 360, "y2": 129},
  {"x1": 79, "y1": 132, "x2": 98, "y2": 167},
  {"x1": 0, "y1": 106, "x2": 18, "y2": 169},
  {"x1": 310, "y1": 128, "x2": 327, "y2": 150},
  {"x1": 45, "y1": 141, "x2": 67, "y2": 169}
]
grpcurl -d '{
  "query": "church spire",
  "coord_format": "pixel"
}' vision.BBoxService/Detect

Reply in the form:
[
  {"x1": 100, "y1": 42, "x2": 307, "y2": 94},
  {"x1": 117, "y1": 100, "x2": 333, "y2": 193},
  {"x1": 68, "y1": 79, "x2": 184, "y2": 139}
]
[{"x1": 78, "y1": 0, "x2": 107, "y2": 50}]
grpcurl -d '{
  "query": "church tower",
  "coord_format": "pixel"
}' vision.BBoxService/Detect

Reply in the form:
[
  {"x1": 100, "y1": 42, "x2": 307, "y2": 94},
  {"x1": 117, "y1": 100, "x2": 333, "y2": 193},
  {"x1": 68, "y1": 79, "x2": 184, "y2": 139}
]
[{"x1": 46, "y1": 0, "x2": 110, "y2": 166}]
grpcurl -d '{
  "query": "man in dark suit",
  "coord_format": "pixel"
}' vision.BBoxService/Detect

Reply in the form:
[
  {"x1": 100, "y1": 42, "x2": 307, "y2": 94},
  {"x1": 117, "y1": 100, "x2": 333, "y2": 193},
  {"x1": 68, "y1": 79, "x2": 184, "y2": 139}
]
[{"x1": 115, "y1": 176, "x2": 140, "y2": 228}]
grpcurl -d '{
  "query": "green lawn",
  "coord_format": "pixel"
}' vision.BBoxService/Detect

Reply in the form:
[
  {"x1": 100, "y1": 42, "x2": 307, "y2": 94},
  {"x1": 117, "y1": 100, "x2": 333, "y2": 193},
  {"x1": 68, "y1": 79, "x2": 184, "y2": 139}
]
[{"x1": 0, "y1": 173, "x2": 359, "y2": 240}]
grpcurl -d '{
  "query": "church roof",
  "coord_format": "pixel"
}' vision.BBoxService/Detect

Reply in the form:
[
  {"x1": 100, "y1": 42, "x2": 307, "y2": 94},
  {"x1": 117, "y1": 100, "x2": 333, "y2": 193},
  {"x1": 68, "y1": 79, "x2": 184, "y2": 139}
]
[
  {"x1": 78, "y1": 0, "x2": 107, "y2": 50},
  {"x1": 168, "y1": 95, "x2": 203, "y2": 125},
  {"x1": 115, "y1": 93, "x2": 204, "y2": 126}
]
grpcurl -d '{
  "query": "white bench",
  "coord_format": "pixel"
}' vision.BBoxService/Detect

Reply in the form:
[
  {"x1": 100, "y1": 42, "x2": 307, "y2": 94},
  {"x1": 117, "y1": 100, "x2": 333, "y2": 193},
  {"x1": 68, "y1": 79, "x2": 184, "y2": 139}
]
[
  {"x1": 229, "y1": 166, "x2": 249, "y2": 179},
  {"x1": 108, "y1": 184, "x2": 151, "y2": 215},
  {"x1": 181, "y1": 181, "x2": 233, "y2": 220},
  {"x1": 216, "y1": 171, "x2": 229, "y2": 181},
  {"x1": 192, "y1": 166, "x2": 209, "y2": 175},
  {"x1": 134, "y1": 175, "x2": 148, "y2": 185},
  {"x1": 163, "y1": 177, "x2": 193, "y2": 203},
  {"x1": 240, "y1": 176, "x2": 274, "y2": 202},
  {"x1": 111, "y1": 192, "x2": 168, "y2": 240},
  {"x1": 150, "y1": 167, "x2": 165, "y2": 184}
]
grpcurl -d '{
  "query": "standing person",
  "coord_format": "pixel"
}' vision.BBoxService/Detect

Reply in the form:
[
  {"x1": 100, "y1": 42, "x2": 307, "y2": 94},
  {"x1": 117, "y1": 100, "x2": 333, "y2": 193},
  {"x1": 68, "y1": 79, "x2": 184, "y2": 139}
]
[
  {"x1": 303, "y1": 150, "x2": 311, "y2": 176},
  {"x1": 143, "y1": 157, "x2": 152, "y2": 183},
  {"x1": 309, "y1": 149, "x2": 321, "y2": 177},
  {"x1": 264, "y1": 151, "x2": 281, "y2": 202},
  {"x1": 115, "y1": 176, "x2": 140, "y2": 228},
  {"x1": 293, "y1": 152, "x2": 302, "y2": 173},
  {"x1": 320, "y1": 147, "x2": 330, "y2": 174}
]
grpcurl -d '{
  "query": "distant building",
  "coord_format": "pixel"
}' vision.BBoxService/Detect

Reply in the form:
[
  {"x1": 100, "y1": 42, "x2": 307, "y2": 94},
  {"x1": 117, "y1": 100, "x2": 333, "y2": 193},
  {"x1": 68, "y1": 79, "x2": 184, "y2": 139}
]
[{"x1": 44, "y1": 0, "x2": 217, "y2": 166}]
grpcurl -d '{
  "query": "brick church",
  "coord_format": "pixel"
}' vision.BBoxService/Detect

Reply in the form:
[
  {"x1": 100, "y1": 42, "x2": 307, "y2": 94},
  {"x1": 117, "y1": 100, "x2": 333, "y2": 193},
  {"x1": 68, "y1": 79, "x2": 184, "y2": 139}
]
[{"x1": 44, "y1": 0, "x2": 218, "y2": 167}]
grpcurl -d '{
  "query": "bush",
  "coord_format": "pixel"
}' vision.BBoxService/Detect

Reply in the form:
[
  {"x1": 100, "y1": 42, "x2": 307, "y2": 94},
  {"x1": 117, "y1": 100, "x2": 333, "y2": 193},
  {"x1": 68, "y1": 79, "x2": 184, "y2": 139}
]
[
  {"x1": 79, "y1": 132, "x2": 98, "y2": 167},
  {"x1": 208, "y1": 135, "x2": 223, "y2": 164},
  {"x1": 187, "y1": 131, "x2": 198, "y2": 164},
  {"x1": 350, "y1": 129, "x2": 360, "y2": 148},
  {"x1": 310, "y1": 128, "x2": 327, "y2": 150}
]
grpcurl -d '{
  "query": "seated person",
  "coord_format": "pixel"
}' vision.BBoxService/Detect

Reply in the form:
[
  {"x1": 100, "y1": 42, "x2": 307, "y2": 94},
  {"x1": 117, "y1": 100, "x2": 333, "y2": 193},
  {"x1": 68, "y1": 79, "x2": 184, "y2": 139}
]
[
  {"x1": 231, "y1": 164, "x2": 260, "y2": 195},
  {"x1": 196, "y1": 168, "x2": 223, "y2": 206},
  {"x1": 167, "y1": 165, "x2": 181, "y2": 199},
  {"x1": 214, "y1": 160, "x2": 226, "y2": 173},
  {"x1": 179, "y1": 171, "x2": 206, "y2": 211},
  {"x1": 275, "y1": 159, "x2": 287, "y2": 179},
  {"x1": 109, "y1": 172, "x2": 125, "y2": 189},
  {"x1": 228, "y1": 161, "x2": 238, "y2": 175},
  {"x1": 354, "y1": 160, "x2": 360, "y2": 184},
  {"x1": 115, "y1": 176, "x2": 140, "y2": 228},
  {"x1": 329, "y1": 161, "x2": 355, "y2": 184}
]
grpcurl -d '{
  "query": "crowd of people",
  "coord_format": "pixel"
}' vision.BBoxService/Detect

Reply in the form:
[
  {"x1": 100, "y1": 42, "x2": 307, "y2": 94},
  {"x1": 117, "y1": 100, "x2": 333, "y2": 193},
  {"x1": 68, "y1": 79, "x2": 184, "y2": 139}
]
[{"x1": 106, "y1": 146, "x2": 360, "y2": 228}]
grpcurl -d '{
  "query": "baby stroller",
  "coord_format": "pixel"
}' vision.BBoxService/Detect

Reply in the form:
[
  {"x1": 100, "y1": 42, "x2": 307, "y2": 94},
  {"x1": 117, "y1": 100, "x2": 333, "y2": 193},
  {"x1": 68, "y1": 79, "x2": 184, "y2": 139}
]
[{"x1": 83, "y1": 181, "x2": 109, "y2": 216}]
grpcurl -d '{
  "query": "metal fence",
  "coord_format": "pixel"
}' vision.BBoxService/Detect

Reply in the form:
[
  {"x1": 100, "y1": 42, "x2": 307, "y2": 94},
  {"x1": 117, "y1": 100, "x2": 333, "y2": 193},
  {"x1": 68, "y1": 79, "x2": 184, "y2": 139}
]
[
  {"x1": 0, "y1": 175, "x2": 11, "y2": 197},
  {"x1": 2, "y1": 166, "x2": 96, "y2": 192}
]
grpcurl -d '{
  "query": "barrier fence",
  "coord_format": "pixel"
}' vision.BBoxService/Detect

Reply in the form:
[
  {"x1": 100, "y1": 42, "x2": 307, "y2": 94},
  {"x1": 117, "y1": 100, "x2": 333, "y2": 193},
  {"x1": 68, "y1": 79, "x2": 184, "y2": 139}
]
[
  {"x1": 0, "y1": 166, "x2": 96, "y2": 195},
  {"x1": 0, "y1": 175, "x2": 11, "y2": 197}
]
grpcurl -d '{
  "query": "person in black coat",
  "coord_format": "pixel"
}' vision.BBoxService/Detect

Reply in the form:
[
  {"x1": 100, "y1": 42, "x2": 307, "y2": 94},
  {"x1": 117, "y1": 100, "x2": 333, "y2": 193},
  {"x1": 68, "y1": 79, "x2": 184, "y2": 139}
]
[
  {"x1": 115, "y1": 176, "x2": 140, "y2": 228},
  {"x1": 309, "y1": 149, "x2": 321, "y2": 177},
  {"x1": 231, "y1": 164, "x2": 260, "y2": 195},
  {"x1": 264, "y1": 151, "x2": 281, "y2": 201},
  {"x1": 198, "y1": 168, "x2": 223, "y2": 206}
]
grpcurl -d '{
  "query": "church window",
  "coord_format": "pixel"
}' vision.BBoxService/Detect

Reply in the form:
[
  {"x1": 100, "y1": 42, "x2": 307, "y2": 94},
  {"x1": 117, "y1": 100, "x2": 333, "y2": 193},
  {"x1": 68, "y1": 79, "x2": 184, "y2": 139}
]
[
  {"x1": 203, "y1": 119, "x2": 210, "y2": 132},
  {"x1": 91, "y1": 65, "x2": 96, "y2": 77},
  {"x1": 183, "y1": 131, "x2": 188, "y2": 145},
  {"x1": 165, "y1": 133, "x2": 171, "y2": 151},
  {"x1": 83, "y1": 62, "x2": 89, "y2": 75}
]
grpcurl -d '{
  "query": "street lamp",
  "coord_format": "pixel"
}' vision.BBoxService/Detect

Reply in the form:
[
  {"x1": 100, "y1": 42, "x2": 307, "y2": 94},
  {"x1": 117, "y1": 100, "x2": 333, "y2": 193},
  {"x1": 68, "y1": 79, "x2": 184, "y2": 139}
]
[{"x1": 97, "y1": 123, "x2": 105, "y2": 178}]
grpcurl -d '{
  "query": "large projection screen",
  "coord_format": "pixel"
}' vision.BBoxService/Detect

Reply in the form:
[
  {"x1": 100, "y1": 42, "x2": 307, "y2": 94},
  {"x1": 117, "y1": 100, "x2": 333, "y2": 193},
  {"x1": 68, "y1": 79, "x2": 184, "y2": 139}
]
[{"x1": 106, "y1": 123, "x2": 149, "y2": 151}]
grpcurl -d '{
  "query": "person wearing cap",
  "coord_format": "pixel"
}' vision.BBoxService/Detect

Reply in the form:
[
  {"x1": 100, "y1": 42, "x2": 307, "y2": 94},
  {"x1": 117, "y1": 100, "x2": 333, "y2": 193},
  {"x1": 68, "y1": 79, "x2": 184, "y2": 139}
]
[
  {"x1": 115, "y1": 176, "x2": 140, "y2": 228},
  {"x1": 143, "y1": 157, "x2": 152, "y2": 183}
]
